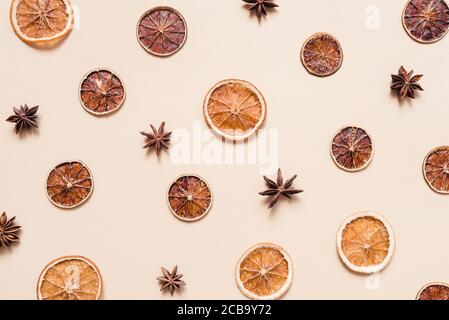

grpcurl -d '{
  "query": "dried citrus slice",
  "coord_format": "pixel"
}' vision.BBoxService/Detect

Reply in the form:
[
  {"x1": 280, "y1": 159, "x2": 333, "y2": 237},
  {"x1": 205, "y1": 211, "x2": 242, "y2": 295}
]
[
  {"x1": 417, "y1": 283, "x2": 449, "y2": 300},
  {"x1": 337, "y1": 212, "x2": 395, "y2": 274},
  {"x1": 37, "y1": 256, "x2": 102, "y2": 300},
  {"x1": 236, "y1": 243, "x2": 293, "y2": 300},
  {"x1": 79, "y1": 69, "x2": 126, "y2": 116},
  {"x1": 330, "y1": 126, "x2": 373, "y2": 172},
  {"x1": 402, "y1": 0, "x2": 449, "y2": 43},
  {"x1": 137, "y1": 6, "x2": 187, "y2": 57},
  {"x1": 10, "y1": 0, "x2": 74, "y2": 43},
  {"x1": 46, "y1": 161, "x2": 93, "y2": 209},
  {"x1": 301, "y1": 32, "x2": 343, "y2": 77},
  {"x1": 167, "y1": 175, "x2": 212, "y2": 222},
  {"x1": 204, "y1": 79, "x2": 267, "y2": 141},
  {"x1": 423, "y1": 146, "x2": 449, "y2": 194}
]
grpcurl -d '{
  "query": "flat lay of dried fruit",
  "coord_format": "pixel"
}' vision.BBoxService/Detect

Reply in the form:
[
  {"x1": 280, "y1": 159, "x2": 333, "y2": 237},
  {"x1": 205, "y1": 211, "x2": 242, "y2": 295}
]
[
  {"x1": 204, "y1": 79, "x2": 266, "y2": 141},
  {"x1": 301, "y1": 33, "x2": 343, "y2": 77},
  {"x1": 167, "y1": 175, "x2": 212, "y2": 222},
  {"x1": 157, "y1": 265, "x2": 186, "y2": 296},
  {"x1": 391, "y1": 66, "x2": 423, "y2": 100},
  {"x1": 79, "y1": 69, "x2": 126, "y2": 116},
  {"x1": 259, "y1": 169, "x2": 303, "y2": 209},
  {"x1": 0, "y1": 212, "x2": 21, "y2": 248},
  {"x1": 402, "y1": 0, "x2": 449, "y2": 43},
  {"x1": 236, "y1": 243, "x2": 293, "y2": 300},
  {"x1": 141, "y1": 122, "x2": 172, "y2": 157},
  {"x1": 37, "y1": 256, "x2": 102, "y2": 300},
  {"x1": 337, "y1": 212, "x2": 395, "y2": 274},
  {"x1": 6, "y1": 105, "x2": 39, "y2": 134},
  {"x1": 423, "y1": 146, "x2": 449, "y2": 194},
  {"x1": 10, "y1": 0, "x2": 74, "y2": 43},
  {"x1": 242, "y1": 0, "x2": 279, "y2": 18},
  {"x1": 417, "y1": 283, "x2": 449, "y2": 300},
  {"x1": 46, "y1": 161, "x2": 94, "y2": 209},
  {"x1": 137, "y1": 6, "x2": 187, "y2": 57}
]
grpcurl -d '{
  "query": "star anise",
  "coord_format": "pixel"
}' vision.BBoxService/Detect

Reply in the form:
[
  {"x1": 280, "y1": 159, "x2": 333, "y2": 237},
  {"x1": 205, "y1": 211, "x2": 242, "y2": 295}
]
[
  {"x1": 140, "y1": 122, "x2": 172, "y2": 157},
  {"x1": 391, "y1": 66, "x2": 423, "y2": 100},
  {"x1": 157, "y1": 265, "x2": 186, "y2": 295},
  {"x1": 259, "y1": 169, "x2": 303, "y2": 209},
  {"x1": 6, "y1": 105, "x2": 39, "y2": 134},
  {"x1": 0, "y1": 212, "x2": 21, "y2": 248},
  {"x1": 242, "y1": 0, "x2": 278, "y2": 18}
]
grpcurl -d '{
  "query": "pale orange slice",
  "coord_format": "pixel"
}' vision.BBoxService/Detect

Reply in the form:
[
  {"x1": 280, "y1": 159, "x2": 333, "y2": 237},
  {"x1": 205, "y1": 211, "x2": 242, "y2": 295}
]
[
  {"x1": 236, "y1": 243, "x2": 293, "y2": 300},
  {"x1": 37, "y1": 256, "x2": 102, "y2": 300},
  {"x1": 423, "y1": 146, "x2": 449, "y2": 194},
  {"x1": 10, "y1": 0, "x2": 74, "y2": 43},
  {"x1": 337, "y1": 212, "x2": 395, "y2": 274}
]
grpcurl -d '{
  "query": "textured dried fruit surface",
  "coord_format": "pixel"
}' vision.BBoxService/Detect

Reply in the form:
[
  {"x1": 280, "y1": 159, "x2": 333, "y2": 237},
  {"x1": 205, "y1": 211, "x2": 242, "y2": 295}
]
[
  {"x1": 137, "y1": 7, "x2": 187, "y2": 56},
  {"x1": 204, "y1": 80, "x2": 266, "y2": 140},
  {"x1": 237, "y1": 244, "x2": 292, "y2": 300},
  {"x1": 331, "y1": 126, "x2": 373, "y2": 171},
  {"x1": 168, "y1": 175, "x2": 212, "y2": 221},
  {"x1": 423, "y1": 146, "x2": 449, "y2": 193},
  {"x1": 403, "y1": 0, "x2": 449, "y2": 43},
  {"x1": 10, "y1": 0, "x2": 73, "y2": 42},
  {"x1": 301, "y1": 33, "x2": 343, "y2": 77},
  {"x1": 80, "y1": 69, "x2": 125, "y2": 115},
  {"x1": 47, "y1": 161, "x2": 93, "y2": 209},
  {"x1": 37, "y1": 256, "x2": 102, "y2": 300},
  {"x1": 418, "y1": 284, "x2": 449, "y2": 300}
]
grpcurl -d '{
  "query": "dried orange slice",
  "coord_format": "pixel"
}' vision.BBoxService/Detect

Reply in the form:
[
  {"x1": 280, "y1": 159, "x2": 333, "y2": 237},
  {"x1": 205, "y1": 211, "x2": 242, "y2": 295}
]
[
  {"x1": 203, "y1": 79, "x2": 267, "y2": 141},
  {"x1": 337, "y1": 212, "x2": 395, "y2": 274},
  {"x1": 402, "y1": 0, "x2": 449, "y2": 43},
  {"x1": 10, "y1": 0, "x2": 74, "y2": 43},
  {"x1": 137, "y1": 6, "x2": 187, "y2": 57},
  {"x1": 301, "y1": 32, "x2": 343, "y2": 77},
  {"x1": 37, "y1": 256, "x2": 102, "y2": 300},
  {"x1": 79, "y1": 69, "x2": 126, "y2": 116},
  {"x1": 423, "y1": 146, "x2": 449, "y2": 194},
  {"x1": 167, "y1": 175, "x2": 212, "y2": 222},
  {"x1": 236, "y1": 243, "x2": 293, "y2": 300},
  {"x1": 330, "y1": 126, "x2": 373, "y2": 172},
  {"x1": 417, "y1": 283, "x2": 449, "y2": 300},
  {"x1": 46, "y1": 161, "x2": 93, "y2": 209}
]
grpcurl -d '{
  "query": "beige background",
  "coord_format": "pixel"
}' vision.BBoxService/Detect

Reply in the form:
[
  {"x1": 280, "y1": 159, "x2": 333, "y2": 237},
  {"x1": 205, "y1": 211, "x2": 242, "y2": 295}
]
[{"x1": 1, "y1": 0, "x2": 449, "y2": 300}]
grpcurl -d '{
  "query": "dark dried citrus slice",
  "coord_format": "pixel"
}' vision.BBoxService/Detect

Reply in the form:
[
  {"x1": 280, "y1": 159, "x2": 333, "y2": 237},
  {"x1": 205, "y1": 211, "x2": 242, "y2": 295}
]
[
  {"x1": 423, "y1": 146, "x2": 449, "y2": 194},
  {"x1": 79, "y1": 69, "x2": 126, "y2": 116},
  {"x1": 301, "y1": 32, "x2": 343, "y2": 77},
  {"x1": 417, "y1": 283, "x2": 449, "y2": 300},
  {"x1": 10, "y1": 0, "x2": 74, "y2": 43},
  {"x1": 402, "y1": 0, "x2": 449, "y2": 43},
  {"x1": 204, "y1": 79, "x2": 267, "y2": 141},
  {"x1": 167, "y1": 175, "x2": 212, "y2": 222},
  {"x1": 330, "y1": 126, "x2": 373, "y2": 172},
  {"x1": 46, "y1": 161, "x2": 93, "y2": 209},
  {"x1": 37, "y1": 256, "x2": 102, "y2": 300},
  {"x1": 137, "y1": 6, "x2": 187, "y2": 57}
]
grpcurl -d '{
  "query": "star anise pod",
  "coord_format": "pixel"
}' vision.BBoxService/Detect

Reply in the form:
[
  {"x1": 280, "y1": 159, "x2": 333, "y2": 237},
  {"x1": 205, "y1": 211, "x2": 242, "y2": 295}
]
[
  {"x1": 140, "y1": 122, "x2": 172, "y2": 157},
  {"x1": 0, "y1": 212, "x2": 21, "y2": 248},
  {"x1": 6, "y1": 105, "x2": 39, "y2": 134},
  {"x1": 259, "y1": 169, "x2": 303, "y2": 209},
  {"x1": 242, "y1": 0, "x2": 278, "y2": 18},
  {"x1": 391, "y1": 66, "x2": 423, "y2": 100},
  {"x1": 157, "y1": 265, "x2": 186, "y2": 295}
]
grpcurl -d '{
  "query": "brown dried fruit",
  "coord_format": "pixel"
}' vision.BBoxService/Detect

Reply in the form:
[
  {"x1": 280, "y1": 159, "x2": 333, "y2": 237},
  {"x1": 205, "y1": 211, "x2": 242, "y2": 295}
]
[
  {"x1": 137, "y1": 6, "x2": 187, "y2": 57},
  {"x1": 167, "y1": 175, "x2": 212, "y2": 222},
  {"x1": 6, "y1": 104, "x2": 39, "y2": 134},
  {"x1": 423, "y1": 146, "x2": 449, "y2": 194},
  {"x1": 391, "y1": 66, "x2": 424, "y2": 100},
  {"x1": 242, "y1": 0, "x2": 279, "y2": 19},
  {"x1": 204, "y1": 79, "x2": 267, "y2": 141},
  {"x1": 37, "y1": 256, "x2": 102, "y2": 300},
  {"x1": 79, "y1": 69, "x2": 126, "y2": 116},
  {"x1": 402, "y1": 0, "x2": 449, "y2": 43},
  {"x1": 140, "y1": 122, "x2": 172, "y2": 157},
  {"x1": 301, "y1": 33, "x2": 343, "y2": 77},
  {"x1": 157, "y1": 265, "x2": 186, "y2": 295},
  {"x1": 0, "y1": 212, "x2": 21, "y2": 248},
  {"x1": 417, "y1": 283, "x2": 449, "y2": 300},
  {"x1": 236, "y1": 243, "x2": 293, "y2": 300},
  {"x1": 46, "y1": 161, "x2": 93, "y2": 209}
]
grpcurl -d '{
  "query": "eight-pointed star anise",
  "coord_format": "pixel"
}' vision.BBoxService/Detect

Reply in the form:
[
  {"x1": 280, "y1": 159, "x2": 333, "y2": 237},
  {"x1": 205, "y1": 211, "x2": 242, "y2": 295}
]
[
  {"x1": 157, "y1": 265, "x2": 186, "y2": 295},
  {"x1": 242, "y1": 0, "x2": 279, "y2": 18},
  {"x1": 140, "y1": 122, "x2": 172, "y2": 157},
  {"x1": 259, "y1": 169, "x2": 303, "y2": 209},
  {"x1": 6, "y1": 105, "x2": 39, "y2": 134},
  {"x1": 391, "y1": 66, "x2": 423, "y2": 100},
  {"x1": 0, "y1": 212, "x2": 21, "y2": 248}
]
